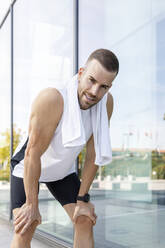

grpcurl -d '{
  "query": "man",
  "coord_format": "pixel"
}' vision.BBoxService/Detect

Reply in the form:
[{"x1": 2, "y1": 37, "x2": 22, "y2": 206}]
[{"x1": 10, "y1": 48, "x2": 119, "y2": 248}]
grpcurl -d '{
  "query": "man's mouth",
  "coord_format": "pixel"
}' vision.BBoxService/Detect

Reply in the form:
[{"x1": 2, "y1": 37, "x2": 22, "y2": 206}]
[{"x1": 84, "y1": 93, "x2": 95, "y2": 103}]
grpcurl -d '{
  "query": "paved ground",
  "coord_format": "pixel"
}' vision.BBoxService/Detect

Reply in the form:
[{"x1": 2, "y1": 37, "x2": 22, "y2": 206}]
[
  {"x1": 0, "y1": 218, "x2": 55, "y2": 248},
  {"x1": 1, "y1": 188, "x2": 165, "y2": 247}
]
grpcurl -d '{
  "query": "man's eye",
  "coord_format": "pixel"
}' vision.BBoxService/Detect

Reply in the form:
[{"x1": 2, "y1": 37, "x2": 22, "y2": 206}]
[
  {"x1": 89, "y1": 78, "x2": 95, "y2": 82},
  {"x1": 102, "y1": 85, "x2": 108, "y2": 89}
]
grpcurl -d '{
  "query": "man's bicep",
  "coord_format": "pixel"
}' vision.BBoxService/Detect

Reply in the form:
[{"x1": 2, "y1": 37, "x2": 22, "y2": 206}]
[
  {"x1": 26, "y1": 116, "x2": 55, "y2": 158},
  {"x1": 25, "y1": 88, "x2": 63, "y2": 158}
]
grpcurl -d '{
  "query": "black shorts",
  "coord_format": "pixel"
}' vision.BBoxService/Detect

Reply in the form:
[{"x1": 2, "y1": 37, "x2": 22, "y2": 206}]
[{"x1": 11, "y1": 172, "x2": 81, "y2": 210}]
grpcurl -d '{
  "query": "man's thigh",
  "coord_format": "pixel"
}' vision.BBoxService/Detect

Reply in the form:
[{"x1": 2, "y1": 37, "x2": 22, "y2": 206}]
[
  {"x1": 63, "y1": 203, "x2": 76, "y2": 222},
  {"x1": 11, "y1": 173, "x2": 39, "y2": 211},
  {"x1": 45, "y1": 172, "x2": 81, "y2": 207}
]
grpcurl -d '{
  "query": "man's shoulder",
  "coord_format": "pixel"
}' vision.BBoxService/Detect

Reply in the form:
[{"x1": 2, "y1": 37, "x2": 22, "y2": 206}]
[
  {"x1": 31, "y1": 87, "x2": 64, "y2": 116},
  {"x1": 38, "y1": 87, "x2": 63, "y2": 101}
]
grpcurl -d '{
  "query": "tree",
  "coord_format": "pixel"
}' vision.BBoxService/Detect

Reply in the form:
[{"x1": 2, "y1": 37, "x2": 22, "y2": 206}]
[{"x1": 0, "y1": 124, "x2": 23, "y2": 181}]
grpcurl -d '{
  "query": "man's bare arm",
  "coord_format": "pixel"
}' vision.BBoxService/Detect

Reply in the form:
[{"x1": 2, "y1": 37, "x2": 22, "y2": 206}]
[
  {"x1": 24, "y1": 88, "x2": 63, "y2": 206},
  {"x1": 78, "y1": 92, "x2": 114, "y2": 195},
  {"x1": 73, "y1": 92, "x2": 114, "y2": 224},
  {"x1": 78, "y1": 134, "x2": 97, "y2": 196},
  {"x1": 14, "y1": 88, "x2": 63, "y2": 234}
]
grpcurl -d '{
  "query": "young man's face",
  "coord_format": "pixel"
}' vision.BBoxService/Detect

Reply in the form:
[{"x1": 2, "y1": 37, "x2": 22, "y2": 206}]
[{"x1": 77, "y1": 59, "x2": 117, "y2": 110}]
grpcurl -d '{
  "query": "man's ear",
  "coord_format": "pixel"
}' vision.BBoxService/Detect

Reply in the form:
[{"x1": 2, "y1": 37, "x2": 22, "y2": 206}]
[{"x1": 78, "y1": 67, "x2": 85, "y2": 80}]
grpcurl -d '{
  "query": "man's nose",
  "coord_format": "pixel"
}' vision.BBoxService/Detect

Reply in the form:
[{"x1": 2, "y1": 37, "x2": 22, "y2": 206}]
[{"x1": 90, "y1": 85, "x2": 99, "y2": 97}]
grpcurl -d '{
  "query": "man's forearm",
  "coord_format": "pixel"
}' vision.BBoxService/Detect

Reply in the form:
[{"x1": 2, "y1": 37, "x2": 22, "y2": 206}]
[
  {"x1": 78, "y1": 162, "x2": 98, "y2": 196},
  {"x1": 23, "y1": 154, "x2": 41, "y2": 206}
]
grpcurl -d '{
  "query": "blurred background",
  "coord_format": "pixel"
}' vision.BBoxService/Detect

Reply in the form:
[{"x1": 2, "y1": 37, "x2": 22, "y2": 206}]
[{"x1": 0, "y1": 1, "x2": 165, "y2": 247}]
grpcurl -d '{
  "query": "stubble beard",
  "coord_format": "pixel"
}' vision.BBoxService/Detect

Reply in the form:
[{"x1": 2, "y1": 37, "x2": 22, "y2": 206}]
[{"x1": 78, "y1": 93, "x2": 99, "y2": 110}]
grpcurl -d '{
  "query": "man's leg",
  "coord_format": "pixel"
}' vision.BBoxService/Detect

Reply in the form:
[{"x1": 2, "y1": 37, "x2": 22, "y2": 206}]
[
  {"x1": 45, "y1": 173, "x2": 95, "y2": 247},
  {"x1": 10, "y1": 208, "x2": 39, "y2": 248},
  {"x1": 63, "y1": 203, "x2": 94, "y2": 248},
  {"x1": 10, "y1": 174, "x2": 40, "y2": 248}
]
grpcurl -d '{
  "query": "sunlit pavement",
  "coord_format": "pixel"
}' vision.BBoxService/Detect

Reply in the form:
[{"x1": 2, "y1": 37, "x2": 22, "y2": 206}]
[
  {"x1": 1, "y1": 188, "x2": 165, "y2": 247},
  {"x1": 0, "y1": 218, "x2": 56, "y2": 248}
]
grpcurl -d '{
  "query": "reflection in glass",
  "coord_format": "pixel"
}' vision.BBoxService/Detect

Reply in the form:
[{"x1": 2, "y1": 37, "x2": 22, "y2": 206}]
[
  {"x1": 0, "y1": 14, "x2": 11, "y2": 218},
  {"x1": 79, "y1": 0, "x2": 165, "y2": 247},
  {"x1": 13, "y1": 0, "x2": 74, "y2": 244}
]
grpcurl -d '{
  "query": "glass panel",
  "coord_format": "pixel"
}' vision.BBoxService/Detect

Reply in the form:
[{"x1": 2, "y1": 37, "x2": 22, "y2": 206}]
[
  {"x1": 13, "y1": 0, "x2": 74, "y2": 244},
  {"x1": 0, "y1": 14, "x2": 11, "y2": 218},
  {"x1": 79, "y1": 0, "x2": 165, "y2": 247}
]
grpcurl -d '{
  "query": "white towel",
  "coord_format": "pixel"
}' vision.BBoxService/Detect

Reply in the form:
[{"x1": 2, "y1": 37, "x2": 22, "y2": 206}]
[{"x1": 61, "y1": 74, "x2": 112, "y2": 166}]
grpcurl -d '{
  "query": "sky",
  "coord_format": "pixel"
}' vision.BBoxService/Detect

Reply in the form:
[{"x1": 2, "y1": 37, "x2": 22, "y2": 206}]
[{"x1": 0, "y1": 0, "x2": 164, "y2": 150}]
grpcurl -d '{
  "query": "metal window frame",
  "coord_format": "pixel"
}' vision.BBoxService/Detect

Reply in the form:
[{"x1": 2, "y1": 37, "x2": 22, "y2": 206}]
[
  {"x1": 73, "y1": 0, "x2": 79, "y2": 175},
  {"x1": 9, "y1": 2, "x2": 14, "y2": 221},
  {"x1": 0, "y1": 0, "x2": 17, "y2": 221},
  {"x1": 0, "y1": 1, "x2": 17, "y2": 29}
]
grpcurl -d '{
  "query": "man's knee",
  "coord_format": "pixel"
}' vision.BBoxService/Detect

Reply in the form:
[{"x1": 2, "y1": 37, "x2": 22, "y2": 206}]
[
  {"x1": 11, "y1": 221, "x2": 38, "y2": 248},
  {"x1": 14, "y1": 221, "x2": 38, "y2": 240},
  {"x1": 12, "y1": 208, "x2": 38, "y2": 245},
  {"x1": 75, "y1": 215, "x2": 93, "y2": 226}
]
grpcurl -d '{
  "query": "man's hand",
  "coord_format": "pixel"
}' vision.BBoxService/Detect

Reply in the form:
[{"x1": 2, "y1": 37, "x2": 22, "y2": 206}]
[
  {"x1": 14, "y1": 203, "x2": 42, "y2": 235},
  {"x1": 73, "y1": 201, "x2": 97, "y2": 226}
]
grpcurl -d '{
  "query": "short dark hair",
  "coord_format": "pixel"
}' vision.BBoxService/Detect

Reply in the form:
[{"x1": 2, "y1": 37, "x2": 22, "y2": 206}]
[{"x1": 86, "y1": 48, "x2": 119, "y2": 75}]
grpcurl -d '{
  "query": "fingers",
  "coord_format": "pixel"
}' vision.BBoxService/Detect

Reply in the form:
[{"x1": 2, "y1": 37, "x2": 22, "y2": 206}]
[
  {"x1": 90, "y1": 206, "x2": 97, "y2": 225},
  {"x1": 15, "y1": 217, "x2": 28, "y2": 233},
  {"x1": 94, "y1": 212, "x2": 97, "y2": 219},
  {"x1": 73, "y1": 213, "x2": 97, "y2": 226},
  {"x1": 14, "y1": 214, "x2": 24, "y2": 225},
  {"x1": 14, "y1": 204, "x2": 26, "y2": 220},
  {"x1": 14, "y1": 211, "x2": 22, "y2": 221},
  {"x1": 73, "y1": 202, "x2": 97, "y2": 226},
  {"x1": 14, "y1": 215, "x2": 41, "y2": 234},
  {"x1": 20, "y1": 221, "x2": 31, "y2": 235},
  {"x1": 37, "y1": 215, "x2": 42, "y2": 225},
  {"x1": 88, "y1": 207, "x2": 97, "y2": 225},
  {"x1": 91, "y1": 218, "x2": 96, "y2": 225},
  {"x1": 89, "y1": 214, "x2": 96, "y2": 225},
  {"x1": 15, "y1": 219, "x2": 32, "y2": 235}
]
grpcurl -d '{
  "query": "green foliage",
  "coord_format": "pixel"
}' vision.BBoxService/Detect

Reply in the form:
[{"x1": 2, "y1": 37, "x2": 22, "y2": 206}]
[
  {"x1": 0, "y1": 124, "x2": 23, "y2": 181},
  {"x1": 151, "y1": 150, "x2": 165, "y2": 179}
]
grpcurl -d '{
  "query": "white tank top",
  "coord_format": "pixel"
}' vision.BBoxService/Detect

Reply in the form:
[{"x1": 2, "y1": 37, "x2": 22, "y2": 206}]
[{"x1": 12, "y1": 88, "x2": 93, "y2": 182}]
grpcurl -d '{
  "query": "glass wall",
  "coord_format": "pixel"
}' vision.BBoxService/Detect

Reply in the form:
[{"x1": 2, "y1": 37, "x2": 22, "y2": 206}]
[
  {"x1": 79, "y1": 0, "x2": 165, "y2": 247},
  {"x1": 1, "y1": 0, "x2": 165, "y2": 247},
  {"x1": 13, "y1": 0, "x2": 74, "y2": 245},
  {"x1": 0, "y1": 13, "x2": 11, "y2": 218}
]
